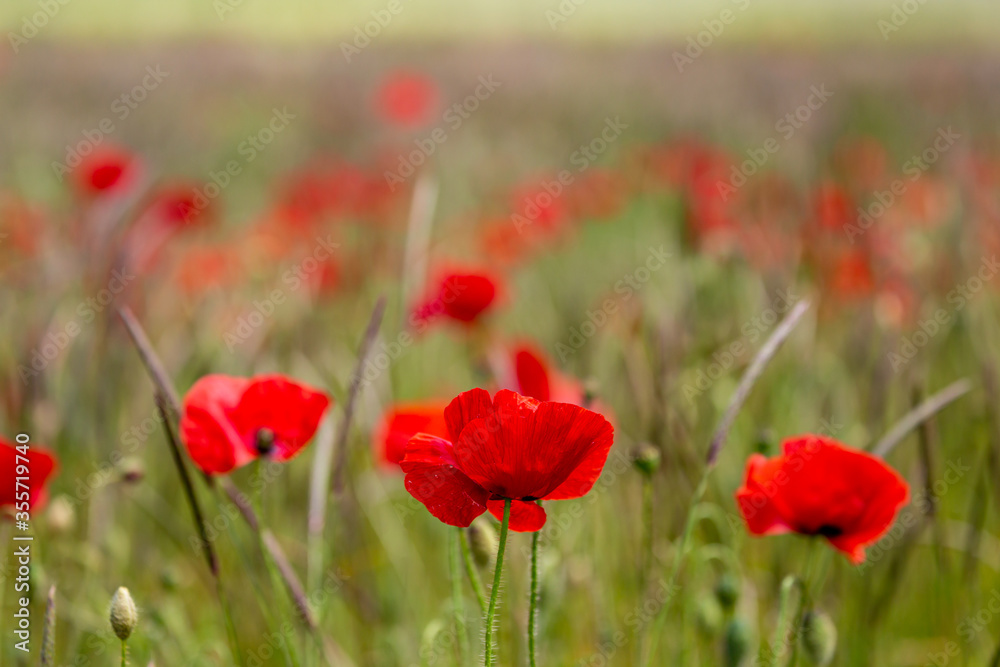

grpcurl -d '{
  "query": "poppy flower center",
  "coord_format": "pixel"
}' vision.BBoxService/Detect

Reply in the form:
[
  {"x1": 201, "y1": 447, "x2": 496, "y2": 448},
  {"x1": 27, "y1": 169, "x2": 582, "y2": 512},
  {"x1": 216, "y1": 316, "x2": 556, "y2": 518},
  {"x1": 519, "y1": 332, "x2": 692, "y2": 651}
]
[
  {"x1": 815, "y1": 524, "x2": 844, "y2": 538},
  {"x1": 255, "y1": 428, "x2": 276, "y2": 455}
]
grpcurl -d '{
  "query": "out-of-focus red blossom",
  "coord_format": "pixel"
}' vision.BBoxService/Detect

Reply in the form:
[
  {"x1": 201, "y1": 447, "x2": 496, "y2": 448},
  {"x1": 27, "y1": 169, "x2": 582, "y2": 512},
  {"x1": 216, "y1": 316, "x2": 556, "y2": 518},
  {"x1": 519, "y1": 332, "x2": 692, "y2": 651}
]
[
  {"x1": 173, "y1": 245, "x2": 244, "y2": 295},
  {"x1": 275, "y1": 161, "x2": 400, "y2": 230},
  {"x1": 124, "y1": 184, "x2": 214, "y2": 272},
  {"x1": 812, "y1": 182, "x2": 855, "y2": 232},
  {"x1": 736, "y1": 435, "x2": 909, "y2": 564},
  {"x1": 0, "y1": 194, "x2": 46, "y2": 257},
  {"x1": 376, "y1": 71, "x2": 439, "y2": 129},
  {"x1": 479, "y1": 217, "x2": 533, "y2": 267},
  {"x1": 565, "y1": 168, "x2": 628, "y2": 220},
  {"x1": 180, "y1": 374, "x2": 330, "y2": 475},
  {"x1": 72, "y1": 146, "x2": 138, "y2": 197},
  {"x1": 373, "y1": 400, "x2": 450, "y2": 468},
  {"x1": 401, "y1": 388, "x2": 614, "y2": 532},
  {"x1": 509, "y1": 181, "x2": 570, "y2": 236},
  {"x1": 834, "y1": 136, "x2": 888, "y2": 192},
  {"x1": 1, "y1": 436, "x2": 58, "y2": 513},
  {"x1": 413, "y1": 270, "x2": 501, "y2": 326},
  {"x1": 874, "y1": 278, "x2": 917, "y2": 329},
  {"x1": 829, "y1": 249, "x2": 875, "y2": 298}
]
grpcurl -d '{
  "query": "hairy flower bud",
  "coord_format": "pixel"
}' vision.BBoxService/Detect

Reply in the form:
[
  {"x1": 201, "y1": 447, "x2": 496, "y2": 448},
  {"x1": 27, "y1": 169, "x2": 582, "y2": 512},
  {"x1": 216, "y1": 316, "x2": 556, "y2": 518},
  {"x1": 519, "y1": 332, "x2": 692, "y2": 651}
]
[
  {"x1": 109, "y1": 587, "x2": 138, "y2": 641},
  {"x1": 715, "y1": 573, "x2": 740, "y2": 611},
  {"x1": 467, "y1": 519, "x2": 498, "y2": 568},
  {"x1": 631, "y1": 442, "x2": 661, "y2": 475},
  {"x1": 801, "y1": 611, "x2": 837, "y2": 666},
  {"x1": 724, "y1": 617, "x2": 751, "y2": 667}
]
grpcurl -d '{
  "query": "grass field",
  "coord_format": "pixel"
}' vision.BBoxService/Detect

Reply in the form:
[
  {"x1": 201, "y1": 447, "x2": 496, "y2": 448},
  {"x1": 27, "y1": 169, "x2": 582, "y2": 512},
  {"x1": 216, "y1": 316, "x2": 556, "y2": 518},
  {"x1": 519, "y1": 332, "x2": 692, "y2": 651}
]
[{"x1": 2, "y1": 15, "x2": 1000, "y2": 667}]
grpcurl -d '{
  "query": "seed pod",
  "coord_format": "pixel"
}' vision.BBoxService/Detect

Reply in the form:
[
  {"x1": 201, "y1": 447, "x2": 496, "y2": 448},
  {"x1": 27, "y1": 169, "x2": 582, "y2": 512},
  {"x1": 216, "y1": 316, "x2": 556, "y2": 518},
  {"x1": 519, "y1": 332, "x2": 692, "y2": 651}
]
[
  {"x1": 801, "y1": 611, "x2": 837, "y2": 666},
  {"x1": 118, "y1": 457, "x2": 145, "y2": 484},
  {"x1": 724, "y1": 617, "x2": 751, "y2": 667},
  {"x1": 47, "y1": 496, "x2": 76, "y2": 533},
  {"x1": 109, "y1": 587, "x2": 138, "y2": 641},
  {"x1": 467, "y1": 519, "x2": 497, "y2": 568},
  {"x1": 631, "y1": 443, "x2": 661, "y2": 475},
  {"x1": 714, "y1": 573, "x2": 740, "y2": 611}
]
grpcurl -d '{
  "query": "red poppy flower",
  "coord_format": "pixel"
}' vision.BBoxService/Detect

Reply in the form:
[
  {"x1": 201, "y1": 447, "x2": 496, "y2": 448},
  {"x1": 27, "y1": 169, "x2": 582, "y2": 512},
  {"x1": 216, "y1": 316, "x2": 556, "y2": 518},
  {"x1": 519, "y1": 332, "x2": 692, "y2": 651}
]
[
  {"x1": 376, "y1": 71, "x2": 439, "y2": 129},
  {"x1": 180, "y1": 374, "x2": 330, "y2": 475},
  {"x1": 735, "y1": 435, "x2": 909, "y2": 564},
  {"x1": 413, "y1": 270, "x2": 501, "y2": 326},
  {"x1": 401, "y1": 388, "x2": 614, "y2": 532},
  {"x1": 1, "y1": 437, "x2": 58, "y2": 513},
  {"x1": 373, "y1": 400, "x2": 450, "y2": 467},
  {"x1": 72, "y1": 146, "x2": 138, "y2": 197}
]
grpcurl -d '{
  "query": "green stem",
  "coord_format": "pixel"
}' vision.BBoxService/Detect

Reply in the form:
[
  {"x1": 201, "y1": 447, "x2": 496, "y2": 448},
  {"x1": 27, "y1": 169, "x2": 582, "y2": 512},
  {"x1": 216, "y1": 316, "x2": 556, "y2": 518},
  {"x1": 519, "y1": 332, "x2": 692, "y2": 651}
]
[
  {"x1": 767, "y1": 576, "x2": 803, "y2": 667},
  {"x1": 121, "y1": 640, "x2": 127, "y2": 667},
  {"x1": 528, "y1": 519, "x2": 541, "y2": 667},
  {"x1": 215, "y1": 576, "x2": 245, "y2": 667},
  {"x1": 640, "y1": 471, "x2": 709, "y2": 666},
  {"x1": 641, "y1": 475, "x2": 653, "y2": 590},
  {"x1": 460, "y1": 528, "x2": 488, "y2": 615},
  {"x1": 451, "y1": 528, "x2": 470, "y2": 665},
  {"x1": 484, "y1": 499, "x2": 511, "y2": 667}
]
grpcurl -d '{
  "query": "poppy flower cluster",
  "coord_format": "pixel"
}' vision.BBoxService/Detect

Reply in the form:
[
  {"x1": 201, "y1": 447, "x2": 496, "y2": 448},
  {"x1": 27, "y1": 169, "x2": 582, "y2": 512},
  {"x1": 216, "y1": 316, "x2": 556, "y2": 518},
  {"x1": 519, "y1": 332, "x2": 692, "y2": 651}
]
[
  {"x1": 180, "y1": 374, "x2": 330, "y2": 475},
  {"x1": 735, "y1": 434, "x2": 909, "y2": 563},
  {"x1": 400, "y1": 388, "x2": 614, "y2": 532}
]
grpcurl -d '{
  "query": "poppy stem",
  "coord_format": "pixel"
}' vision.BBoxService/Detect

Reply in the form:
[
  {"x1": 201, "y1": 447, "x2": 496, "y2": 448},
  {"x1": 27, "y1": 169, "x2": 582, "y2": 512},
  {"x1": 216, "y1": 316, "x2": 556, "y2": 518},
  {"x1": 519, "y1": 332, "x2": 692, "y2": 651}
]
[
  {"x1": 484, "y1": 499, "x2": 511, "y2": 667},
  {"x1": 450, "y1": 527, "x2": 470, "y2": 665},
  {"x1": 459, "y1": 528, "x2": 488, "y2": 615},
  {"x1": 766, "y1": 575, "x2": 804, "y2": 667},
  {"x1": 528, "y1": 518, "x2": 541, "y2": 667}
]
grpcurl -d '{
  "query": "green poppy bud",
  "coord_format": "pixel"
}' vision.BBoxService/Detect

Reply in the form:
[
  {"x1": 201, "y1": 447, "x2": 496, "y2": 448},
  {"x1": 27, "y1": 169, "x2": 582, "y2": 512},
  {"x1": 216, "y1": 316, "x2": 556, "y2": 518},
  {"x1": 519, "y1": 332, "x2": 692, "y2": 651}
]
[
  {"x1": 467, "y1": 519, "x2": 497, "y2": 568},
  {"x1": 715, "y1": 573, "x2": 740, "y2": 611},
  {"x1": 109, "y1": 587, "x2": 138, "y2": 641},
  {"x1": 695, "y1": 596, "x2": 724, "y2": 637},
  {"x1": 724, "y1": 617, "x2": 752, "y2": 667},
  {"x1": 801, "y1": 611, "x2": 837, "y2": 666},
  {"x1": 631, "y1": 443, "x2": 661, "y2": 475}
]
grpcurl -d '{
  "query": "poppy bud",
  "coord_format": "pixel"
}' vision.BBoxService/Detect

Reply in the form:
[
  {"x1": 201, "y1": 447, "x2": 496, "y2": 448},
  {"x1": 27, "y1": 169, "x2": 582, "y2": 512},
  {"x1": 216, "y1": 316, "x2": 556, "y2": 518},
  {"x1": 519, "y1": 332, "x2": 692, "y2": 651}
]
[
  {"x1": 46, "y1": 496, "x2": 76, "y2": 533},
  {"x1": 724, "y1": 617, "x2": 751, "y2": 667},
  {"x1": 801, "y1": 611, "x2": 837, "y2": 666},
  {"x1": 467, "y1": 519, "x2": 498, "y2": 568},
  {"x1": 631, "y1": 443, "x2": 661, "y2": 475},
  {"x1": 255, "y1": 428, "x2": 276, "y2": 455},
  {"x1": 109, "y1": 587, "x2": 138, "y2": 641},
  {"x1": 714, "y1": 573, "x2": 740, "y2": 611},
  {"x1": 695, "y1": 596, "x2": 723, "y2": 637},
  {"x1": 754, "y1": 428, "x2": 775, "y2": 455}
]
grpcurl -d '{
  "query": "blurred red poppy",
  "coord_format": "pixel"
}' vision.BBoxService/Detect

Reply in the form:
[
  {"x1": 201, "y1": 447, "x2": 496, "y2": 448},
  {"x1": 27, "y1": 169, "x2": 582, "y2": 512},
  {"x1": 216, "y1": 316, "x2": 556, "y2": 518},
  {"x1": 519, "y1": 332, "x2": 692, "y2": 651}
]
[
  {"x1": 735, "y1": 434, "x2": 909, "y2": 564},
  {"x1": 376, "y1": 71, "x2": 439, "y2": 129},
  {"x1": 413, "y1": 270, "x2": 501, "y2": 326},
  {"x1": 401, "y1": 388, "x2": 614, "y2": 532},
  {"x1": 72, "y1": 146, "x2": 138, "y2": 197},
  {"x1": 180, "y1": 374, "x2": 330, "y2": 475},
  {"x1": 373, "y1": 400, "x2": 450, "y2": 467},
  {"x1": 1, "y1": 437, "x2": 58, "y2": 513}
]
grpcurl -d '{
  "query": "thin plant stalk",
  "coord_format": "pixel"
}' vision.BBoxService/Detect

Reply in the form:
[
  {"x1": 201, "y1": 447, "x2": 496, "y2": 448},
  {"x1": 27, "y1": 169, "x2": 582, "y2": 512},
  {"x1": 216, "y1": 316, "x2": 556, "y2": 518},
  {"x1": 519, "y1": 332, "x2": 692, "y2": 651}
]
[
  {"x1": 528, "y1": 514, "x2": 541, "y2": 667},
  {"x1": 641, "y1": 300, "x2": 811, "y2": 666},
  {"x1": 459, "y1": 528, "x2": 488, "y2": 615},
  {"x1": 450, "y1": 528, "x2": 470, "y2": 665},
  {"x1": 766, "y1": 576, "x2": 803, "y2": 667},
  {"x1": 484, "y1": 499, "x2": 511, "y2": 667}
]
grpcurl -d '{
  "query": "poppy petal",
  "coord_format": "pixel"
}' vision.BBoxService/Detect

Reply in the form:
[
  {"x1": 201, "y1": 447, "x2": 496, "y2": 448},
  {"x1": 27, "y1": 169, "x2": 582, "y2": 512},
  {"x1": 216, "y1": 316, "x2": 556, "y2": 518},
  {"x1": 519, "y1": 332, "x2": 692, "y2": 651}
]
[
  {"x1": 180, "y1": 374, "x2": 252, "y2": 474},
  {"x1": 443, "y1": 387, "x2": 494, "y2": 443},
  {"x1": 513, "y1": 346, "x2": 551, "y2": 401},
  {"x1": 735, "y1": 454, "x2": 792, "y2": 535},
  {"x1": 232, "y1": 375, "x2": 330, "y2": 462},
  {"x1": 487, "y1": 498, "x2": 547, "y2": 532},
  {"x1": 374, "y1": 400, "x2": 450, "y2": 467},
  {"x1": 402, "y1": 434, "x2": 489, "y2": 527},
  {"x1": 540, "y1": 407, "x2": 614, "y2": 500}
]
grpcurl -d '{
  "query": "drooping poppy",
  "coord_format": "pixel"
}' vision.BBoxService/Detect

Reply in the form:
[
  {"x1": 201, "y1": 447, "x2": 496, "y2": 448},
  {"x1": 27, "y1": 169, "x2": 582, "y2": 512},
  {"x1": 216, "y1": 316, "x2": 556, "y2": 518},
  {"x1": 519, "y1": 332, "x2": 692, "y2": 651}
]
[
  {"x1": 373, "y1": 399, "x2": 450, "y2": 468},
  {"x1": 1, "y1": 436, "x2": 58, "y2": 513},
  {"x1": 735, "y1": 434, "x2": 909, "y2": 564},
  {"x1": 401, "y1": 388, "x2": 614, "y2": 532},
  {"x1": 412, "y1": 270, "x2": 501, "y2": 326},
  {"x1": 180, "y1": 374, "x2": 330, "y2": 475}
]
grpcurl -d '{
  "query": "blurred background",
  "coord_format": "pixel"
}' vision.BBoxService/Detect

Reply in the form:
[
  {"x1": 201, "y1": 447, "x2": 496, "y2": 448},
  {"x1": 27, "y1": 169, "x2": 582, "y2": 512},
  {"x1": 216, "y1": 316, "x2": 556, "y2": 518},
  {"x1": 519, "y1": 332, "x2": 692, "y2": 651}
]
[{"x1": 3, "y1": 1, "x2": 1000, "y2": 666}]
